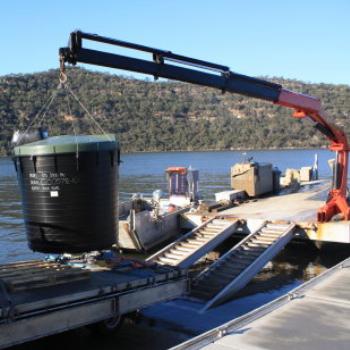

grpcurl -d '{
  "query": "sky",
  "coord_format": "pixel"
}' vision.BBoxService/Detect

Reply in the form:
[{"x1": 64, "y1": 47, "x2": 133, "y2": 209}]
[{"x1": 0, "y1": 0, "x2": 349, "y2": 84}]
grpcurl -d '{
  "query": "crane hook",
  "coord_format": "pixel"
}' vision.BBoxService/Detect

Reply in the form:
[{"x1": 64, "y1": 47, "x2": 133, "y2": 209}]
[{"x1": 59, "y1": 55, "x2": 68, "y2": 85}]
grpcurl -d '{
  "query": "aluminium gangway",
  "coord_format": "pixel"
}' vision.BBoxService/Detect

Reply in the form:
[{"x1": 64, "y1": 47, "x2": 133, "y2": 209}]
[
  {"x1": 146, "y1": 218, "x2": 240, "y2": 268},
  {"x1": 190, "y1": 221, "x2": 296, "y2": 311}
]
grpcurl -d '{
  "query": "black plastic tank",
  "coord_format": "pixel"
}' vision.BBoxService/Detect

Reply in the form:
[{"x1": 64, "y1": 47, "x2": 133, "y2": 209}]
[{"x1": 13, "y1": 135, "x2": 119, "y2": 253}]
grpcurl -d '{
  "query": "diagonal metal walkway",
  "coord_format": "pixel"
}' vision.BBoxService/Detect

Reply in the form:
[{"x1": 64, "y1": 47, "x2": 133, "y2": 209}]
[
  {"x1": 190, "y1": 222, "x2": 296, "y2": 311},
  {"x1": 146, "y1": 218, "x2": 240, "y2": 269}
]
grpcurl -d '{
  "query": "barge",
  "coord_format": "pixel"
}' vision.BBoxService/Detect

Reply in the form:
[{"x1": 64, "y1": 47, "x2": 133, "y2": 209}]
[{"x1": 0, "y1": 258, "x2": 187, "y2": 349}]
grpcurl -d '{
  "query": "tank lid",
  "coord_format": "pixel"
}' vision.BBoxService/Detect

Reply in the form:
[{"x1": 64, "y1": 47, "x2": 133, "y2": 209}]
[{"x1": 14, "y1": 134, "x2": 118, "y2": 156}]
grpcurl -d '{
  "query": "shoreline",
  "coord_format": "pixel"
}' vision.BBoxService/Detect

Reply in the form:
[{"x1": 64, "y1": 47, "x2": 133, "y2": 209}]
[
  {"x1": 118, "y1": 146, "x2": 328, "y2": 155},
  {"x1": 1, "y1": 146, "x2": 330, "y2": 158}
]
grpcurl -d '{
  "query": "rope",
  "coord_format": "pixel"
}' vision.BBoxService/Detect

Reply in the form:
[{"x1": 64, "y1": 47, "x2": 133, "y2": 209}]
[
  {"x1": 66, "y1": 93, "x2": 79, "y2": 160},
  {"x1": 64, "y1": 83, "x2": 112, "y2": 140},
  {"x1": 59, "y1": 58, "x2": 108, "y2": 137},
  {"x1": 17, "y1": 68, "x2": 112, "y2": 144},
  {"x1": 35, "y1": 85, "x2": 62, "y2": 128},
  {"x1": 17, "y1": 84, "x2": 61, "y2": 144}
]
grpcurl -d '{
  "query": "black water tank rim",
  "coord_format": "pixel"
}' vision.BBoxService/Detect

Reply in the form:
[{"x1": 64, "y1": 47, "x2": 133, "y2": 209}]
[{"x1": 14, "y1": 134, "x2": 119, "y2": 157}]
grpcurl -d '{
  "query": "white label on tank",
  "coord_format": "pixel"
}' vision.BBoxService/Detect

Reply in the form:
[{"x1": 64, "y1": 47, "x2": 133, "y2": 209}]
[{"x1": 50, "y1": 191, "x2": 59, "y2": 197}]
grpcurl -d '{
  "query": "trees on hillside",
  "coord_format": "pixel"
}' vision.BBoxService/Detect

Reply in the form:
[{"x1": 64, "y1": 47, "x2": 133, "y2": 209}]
[{"x1": 0, "y1": 68, "x2": 349, "y2": 155}]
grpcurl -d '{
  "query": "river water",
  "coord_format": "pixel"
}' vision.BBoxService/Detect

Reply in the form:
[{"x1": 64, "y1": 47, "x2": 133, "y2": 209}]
[
  {"x1": 1, "y1": 149, "x2": 350, "y2": 349},
  {"x1": 0, "y1": 148, "x2": 333, "y2": 263}
]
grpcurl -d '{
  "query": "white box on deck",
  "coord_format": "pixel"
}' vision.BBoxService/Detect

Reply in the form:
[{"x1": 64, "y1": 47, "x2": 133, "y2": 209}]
[
  {"x1": 300, "y1": 166, "x2": 312, "y2": 182},
  {"x1": 215, "y1": 190, "x2": 246, "y2": 202},
  {"x1": 231, "y1": 162, "x2": 273, "y2": 197}
]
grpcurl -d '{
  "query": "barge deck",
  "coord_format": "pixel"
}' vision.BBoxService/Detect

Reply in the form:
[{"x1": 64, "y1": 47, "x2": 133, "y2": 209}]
[
  {"x1": 0, "y1": 259, "x2": 187, "y2": 349},
  {"x1": 186, "y1": 183, "x2": 350, "y2": 244},
  {"x1": 220, "y1": 182, "x2": 328, "y2": 222}
]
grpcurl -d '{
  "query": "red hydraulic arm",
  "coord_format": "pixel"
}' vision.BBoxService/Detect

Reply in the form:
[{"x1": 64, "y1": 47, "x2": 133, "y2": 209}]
[
  {"x1": 59, "y1": 31, "x2": 350, "y2": 222},
  {"x1": 276, "y1": 89, "x2": 350, "y2": 222}
]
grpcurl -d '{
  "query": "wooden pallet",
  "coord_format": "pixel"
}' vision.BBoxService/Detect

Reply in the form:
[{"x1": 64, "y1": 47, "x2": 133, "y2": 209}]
[{"x1": 0, "y1": 260, "x2": 90, "y2": 293}]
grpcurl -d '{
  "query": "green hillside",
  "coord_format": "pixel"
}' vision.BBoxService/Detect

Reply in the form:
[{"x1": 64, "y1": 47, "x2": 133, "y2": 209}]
[{"x1": 1, "y1": 68, "x2": 350, "y2": 155}]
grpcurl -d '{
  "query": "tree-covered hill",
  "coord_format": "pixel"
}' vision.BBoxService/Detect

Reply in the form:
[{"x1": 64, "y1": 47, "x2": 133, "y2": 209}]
[{"x1": 1, "y1": 68, "x2": 350, "y2": 155}]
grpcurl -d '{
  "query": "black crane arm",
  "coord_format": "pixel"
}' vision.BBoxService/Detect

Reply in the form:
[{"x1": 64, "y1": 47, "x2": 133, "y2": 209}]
[
  {"x1": 59, "y1": 32, "x2": 331, "y2": 139},
  {"x1": 60, "y1": 31, "x2": 282, "y2": 102}
]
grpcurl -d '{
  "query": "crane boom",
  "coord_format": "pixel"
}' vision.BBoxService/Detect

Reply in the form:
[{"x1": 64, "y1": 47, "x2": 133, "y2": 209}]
[{"x1": 59, "y1": 31, "x2": 350, "y2": 222}]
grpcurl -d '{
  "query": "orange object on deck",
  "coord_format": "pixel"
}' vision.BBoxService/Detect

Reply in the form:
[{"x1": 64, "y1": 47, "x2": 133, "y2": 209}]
[{"x1": 166, "y1": 167, "x2": 187, "y2": 175}]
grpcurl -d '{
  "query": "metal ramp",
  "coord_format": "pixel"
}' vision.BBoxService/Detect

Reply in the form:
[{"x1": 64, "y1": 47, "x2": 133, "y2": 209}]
[
  {"x1": 146, "y1": 218, "x2": 240, "y2": 269},
  {"x1": 190, "y1": 221, "x2": 296, "y2": 311}
]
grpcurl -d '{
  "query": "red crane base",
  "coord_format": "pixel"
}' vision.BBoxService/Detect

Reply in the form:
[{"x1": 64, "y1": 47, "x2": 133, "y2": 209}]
[{"x1": 317, "y1": 190, "x2": 350, "y2": 222}]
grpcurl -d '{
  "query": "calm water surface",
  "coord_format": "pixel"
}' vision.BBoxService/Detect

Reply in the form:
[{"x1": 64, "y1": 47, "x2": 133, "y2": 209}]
[{"x1": 0, "y1": 149, "x2": 333, "y2": 263}]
